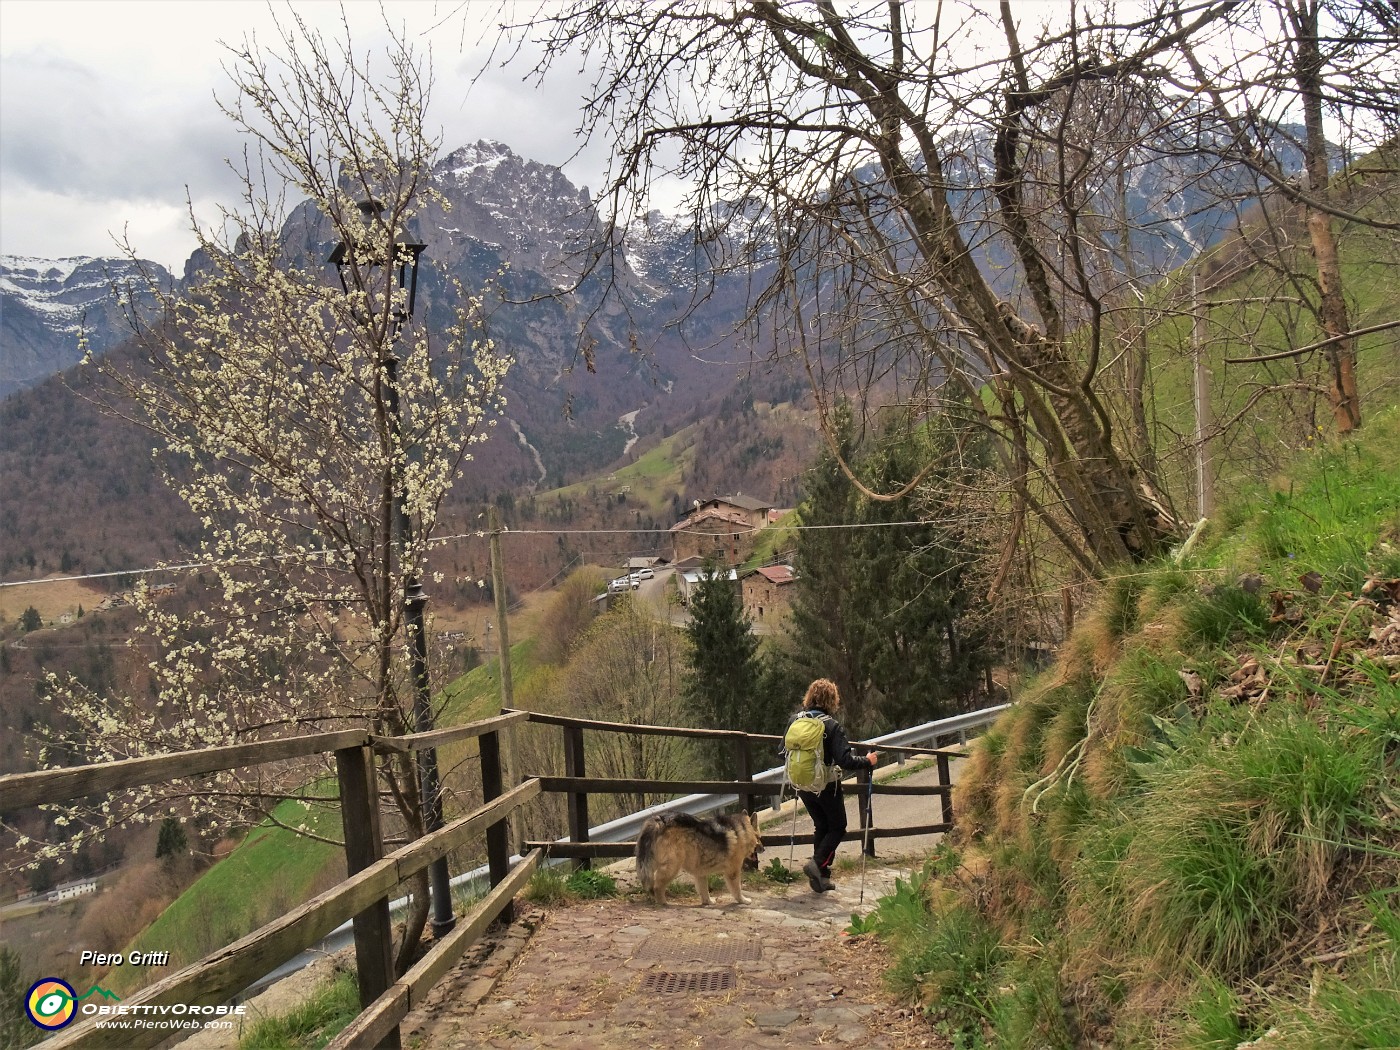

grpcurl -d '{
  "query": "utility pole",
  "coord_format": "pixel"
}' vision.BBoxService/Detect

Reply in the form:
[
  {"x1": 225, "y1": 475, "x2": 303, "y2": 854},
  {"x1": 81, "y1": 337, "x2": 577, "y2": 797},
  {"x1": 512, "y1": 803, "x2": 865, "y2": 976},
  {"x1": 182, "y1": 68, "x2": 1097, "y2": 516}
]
[
  {"x1": 488, "y1": 507, "x2": 524, "y2": 854},
  {"x1": 1193, "y1": 276, "x2": 1216, "y2": 520}
]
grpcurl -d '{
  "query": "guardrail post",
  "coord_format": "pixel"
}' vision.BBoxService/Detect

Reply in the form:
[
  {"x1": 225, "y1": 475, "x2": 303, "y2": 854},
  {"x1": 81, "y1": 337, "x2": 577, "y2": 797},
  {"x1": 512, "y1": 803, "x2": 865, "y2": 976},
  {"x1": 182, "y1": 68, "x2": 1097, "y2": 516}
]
[
  {"x1": 563, "y1": 724, "x2": 590, "y2": 870},
  {"x1": 479, "y1": 728, "x2": 514, "y2": 925},
  {"x1": 335, "y1": 745, "x2": 400, "y2": 1050}
]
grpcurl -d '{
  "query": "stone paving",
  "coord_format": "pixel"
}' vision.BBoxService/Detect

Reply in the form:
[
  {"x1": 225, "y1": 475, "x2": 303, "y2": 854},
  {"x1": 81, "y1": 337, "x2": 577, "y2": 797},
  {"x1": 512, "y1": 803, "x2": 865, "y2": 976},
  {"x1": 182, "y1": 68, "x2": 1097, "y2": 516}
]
[
  {"x1": 398, "y1": 762, "x2": 962, "y2": 1049},
  {"x1": 401, "y1": 855, "x2": 946, "y2": 1049}
]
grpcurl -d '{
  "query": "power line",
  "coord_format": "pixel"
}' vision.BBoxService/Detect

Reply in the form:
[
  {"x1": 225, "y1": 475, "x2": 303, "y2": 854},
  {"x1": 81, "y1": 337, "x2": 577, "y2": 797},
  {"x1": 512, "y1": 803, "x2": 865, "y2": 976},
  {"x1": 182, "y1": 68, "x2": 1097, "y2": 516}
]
[{"x1": 1, "y1": 519, "x2": 934, "y2": 590}]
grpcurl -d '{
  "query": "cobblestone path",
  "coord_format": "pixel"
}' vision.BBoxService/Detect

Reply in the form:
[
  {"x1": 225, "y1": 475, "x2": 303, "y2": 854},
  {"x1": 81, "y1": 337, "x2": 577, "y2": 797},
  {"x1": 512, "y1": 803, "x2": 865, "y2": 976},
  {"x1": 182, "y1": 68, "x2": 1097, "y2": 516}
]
[{"x1": 400, "y1": 860, "x2": 947, "y2": 1049}]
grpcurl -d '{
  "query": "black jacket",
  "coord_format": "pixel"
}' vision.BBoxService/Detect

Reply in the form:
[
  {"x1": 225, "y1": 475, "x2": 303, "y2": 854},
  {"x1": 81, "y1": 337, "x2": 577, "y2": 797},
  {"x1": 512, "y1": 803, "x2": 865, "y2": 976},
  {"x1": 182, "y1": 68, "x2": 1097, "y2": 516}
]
[{"x1": 785, "y1": 706, "x2": 873, "y2": 773}]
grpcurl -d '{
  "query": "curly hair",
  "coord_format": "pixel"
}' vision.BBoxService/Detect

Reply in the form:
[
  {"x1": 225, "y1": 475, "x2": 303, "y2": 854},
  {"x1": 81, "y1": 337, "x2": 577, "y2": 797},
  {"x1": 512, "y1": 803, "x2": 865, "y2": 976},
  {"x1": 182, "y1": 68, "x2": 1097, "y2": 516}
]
[{"x1": 801, "y1": 678, "x2": 841, "y2": 712}]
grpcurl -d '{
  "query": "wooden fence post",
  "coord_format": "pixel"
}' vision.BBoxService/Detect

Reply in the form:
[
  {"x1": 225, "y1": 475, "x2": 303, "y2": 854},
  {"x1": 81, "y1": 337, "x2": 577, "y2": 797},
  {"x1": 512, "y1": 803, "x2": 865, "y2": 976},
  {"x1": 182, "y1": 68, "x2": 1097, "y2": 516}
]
[
  {"x1": 334, "y1": 745, "x2": 400, "y2": 1050},
  {"x1": 936, "y1": 748, "x2": 955, "y2": 827},
  {"x1": 479, "y1": 729, "x2": 513, "y2": 925},
  {"x1": 563, "y1": 724, "x2": 590, "y2": 870},
  {"x1": 732, "y1": 735, "x2": 755, "y2": 817},
  {"x1": 857, "y1": 767, "x2": 876, "y2": 857}
]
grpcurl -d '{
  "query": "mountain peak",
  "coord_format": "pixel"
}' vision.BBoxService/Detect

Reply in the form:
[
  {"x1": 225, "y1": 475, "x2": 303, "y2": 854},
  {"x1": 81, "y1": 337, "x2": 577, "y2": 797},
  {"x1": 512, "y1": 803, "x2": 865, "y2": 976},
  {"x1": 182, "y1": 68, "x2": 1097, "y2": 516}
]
[
  {"x1": 0, "y1": 254, "x2": 99, "y2": 282},
  {"x1": 0, "y1": 253, "x2": 170, "y2": 398},
  {"x1": 438, "y1": 139, "x2": 517, "y2": 180}
]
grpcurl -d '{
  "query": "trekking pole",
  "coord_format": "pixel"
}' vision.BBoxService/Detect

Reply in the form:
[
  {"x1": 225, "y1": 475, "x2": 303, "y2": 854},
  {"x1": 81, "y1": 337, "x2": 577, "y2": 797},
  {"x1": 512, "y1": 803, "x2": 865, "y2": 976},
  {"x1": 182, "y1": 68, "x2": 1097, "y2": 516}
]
[
  {"x1": 787, "y1": 784, "x2": 799, "y2": 868},
  {"x1": 859, "y1": 770, "x2": 874, "y2": 905}
]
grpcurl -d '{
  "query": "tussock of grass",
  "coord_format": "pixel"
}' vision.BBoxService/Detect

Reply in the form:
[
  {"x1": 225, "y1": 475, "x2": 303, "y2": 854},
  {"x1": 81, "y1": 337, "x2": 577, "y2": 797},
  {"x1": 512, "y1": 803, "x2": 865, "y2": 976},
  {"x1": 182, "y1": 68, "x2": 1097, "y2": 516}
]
[
  {"x1": 238, "y1": 970, "x2": 360, "y2": 1050},
  {"x1": 1178, "y1": 584, "x2": 1272, "y2": 646},
  {"x1": 523, "y1": 865, "x2": 619, "y2": 905}
]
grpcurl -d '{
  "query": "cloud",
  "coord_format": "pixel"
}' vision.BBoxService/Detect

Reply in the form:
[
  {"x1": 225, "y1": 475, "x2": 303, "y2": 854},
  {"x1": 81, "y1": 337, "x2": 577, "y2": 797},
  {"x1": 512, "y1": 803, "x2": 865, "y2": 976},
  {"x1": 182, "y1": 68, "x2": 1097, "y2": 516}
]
[
  {"x1": 0, "y1": 1, "x2": 617, "y2": 271},
  {"x1": 0, "y1": 48, "x2": 236, "y2": 201}
]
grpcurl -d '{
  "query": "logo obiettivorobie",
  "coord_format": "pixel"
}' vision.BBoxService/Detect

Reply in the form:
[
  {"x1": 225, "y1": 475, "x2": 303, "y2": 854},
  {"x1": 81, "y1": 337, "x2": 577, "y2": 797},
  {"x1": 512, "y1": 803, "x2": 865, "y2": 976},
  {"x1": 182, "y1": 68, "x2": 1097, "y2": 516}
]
[
  {"x1": 25, "y1": 978, "x2": 77, "y2": 1030},
  {"x1": 24, "y1": 979, "x2": 121, "y2": 1030}
]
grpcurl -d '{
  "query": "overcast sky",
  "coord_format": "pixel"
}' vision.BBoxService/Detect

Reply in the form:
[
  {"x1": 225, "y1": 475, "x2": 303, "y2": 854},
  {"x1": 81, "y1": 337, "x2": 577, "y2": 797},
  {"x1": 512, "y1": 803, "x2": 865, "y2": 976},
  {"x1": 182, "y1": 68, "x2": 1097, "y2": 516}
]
[{"x1": 0, "y1": 1, "x2": 605, "y2": 273}]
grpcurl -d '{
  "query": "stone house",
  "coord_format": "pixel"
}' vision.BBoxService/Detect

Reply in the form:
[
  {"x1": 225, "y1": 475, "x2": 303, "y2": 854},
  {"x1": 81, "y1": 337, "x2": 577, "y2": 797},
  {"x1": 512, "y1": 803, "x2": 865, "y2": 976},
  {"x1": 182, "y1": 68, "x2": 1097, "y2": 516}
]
[
  {"x1": 740, "y1": 564, "x2": 796, "y2": 620},
  {"x1": 668, "y1": 494, "x2": 775, "y2": 565}
]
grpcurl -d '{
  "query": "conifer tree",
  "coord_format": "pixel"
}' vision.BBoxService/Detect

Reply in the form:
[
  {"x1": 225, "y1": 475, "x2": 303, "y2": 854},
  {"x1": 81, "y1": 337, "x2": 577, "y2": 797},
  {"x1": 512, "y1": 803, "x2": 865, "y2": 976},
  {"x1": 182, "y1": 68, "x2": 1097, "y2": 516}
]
[
  {"x1": 783, "y1": 410, "x2": 873, "y2": 730},
  {"x1": 682, "y1": 560, "x2": 764, "y2": 775},
  {"x1": 784, "y1": 408, "x2": 991, "y2": 735}
]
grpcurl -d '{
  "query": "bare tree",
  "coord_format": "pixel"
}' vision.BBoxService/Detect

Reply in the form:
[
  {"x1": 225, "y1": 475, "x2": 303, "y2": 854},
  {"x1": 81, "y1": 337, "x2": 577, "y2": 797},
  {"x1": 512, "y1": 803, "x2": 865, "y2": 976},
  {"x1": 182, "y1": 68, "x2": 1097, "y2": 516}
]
[
  {"x1": 1177, "y1": 0, "x2": 1400, "y2": 434},
  {"x1": 496, "y1": 1, "x2": 1289, "y2": 573},
  {"x1": 23, "y1": 11, "x2": 509, "y2": 972}
]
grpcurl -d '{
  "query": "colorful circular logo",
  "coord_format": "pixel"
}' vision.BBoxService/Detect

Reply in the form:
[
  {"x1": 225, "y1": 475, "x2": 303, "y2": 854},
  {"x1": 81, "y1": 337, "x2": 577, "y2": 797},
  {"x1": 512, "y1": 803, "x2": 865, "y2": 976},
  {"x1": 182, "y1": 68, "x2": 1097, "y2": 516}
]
[{"x1": 25, "y1": 978, "x2": 77, "y2": 1030}]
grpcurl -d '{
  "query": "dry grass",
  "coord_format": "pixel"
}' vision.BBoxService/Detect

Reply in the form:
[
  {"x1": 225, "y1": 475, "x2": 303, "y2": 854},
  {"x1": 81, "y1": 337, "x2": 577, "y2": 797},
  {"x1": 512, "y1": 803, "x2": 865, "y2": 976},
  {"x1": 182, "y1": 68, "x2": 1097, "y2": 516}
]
[{"x1": 0, "y1": 576, "x2": 108, "y2": 627}]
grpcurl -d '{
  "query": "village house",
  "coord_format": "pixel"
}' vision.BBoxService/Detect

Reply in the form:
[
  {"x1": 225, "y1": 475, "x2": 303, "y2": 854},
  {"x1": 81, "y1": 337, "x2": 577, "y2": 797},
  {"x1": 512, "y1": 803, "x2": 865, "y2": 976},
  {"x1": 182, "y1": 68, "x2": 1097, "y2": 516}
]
[
  {"x1": 668, "y1": 494, "x2": 776, "y2": 565},
  {"x1": 673, "y1": 558, "x2": 740, "y2": 607},
  {"x1": 740, "y1": 563, "x2": 796, "y2": 620}
]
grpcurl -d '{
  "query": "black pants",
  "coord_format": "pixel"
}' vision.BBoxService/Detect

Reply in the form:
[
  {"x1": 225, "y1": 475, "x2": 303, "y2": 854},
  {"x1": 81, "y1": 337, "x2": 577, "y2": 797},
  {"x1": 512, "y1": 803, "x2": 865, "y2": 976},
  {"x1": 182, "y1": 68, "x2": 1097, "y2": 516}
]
[{"x1": 799, "y1": 781, "x2": 846, "y2": 876}]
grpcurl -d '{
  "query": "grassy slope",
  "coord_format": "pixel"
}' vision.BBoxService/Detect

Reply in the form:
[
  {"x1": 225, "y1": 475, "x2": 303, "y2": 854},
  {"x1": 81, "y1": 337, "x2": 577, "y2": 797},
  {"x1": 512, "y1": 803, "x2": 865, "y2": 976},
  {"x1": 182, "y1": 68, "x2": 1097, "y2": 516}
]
[
  {"x1": 865, "y1": 419, "x2": 1399, "y2": 1046},
  {"x1": 534, "y1": 428, "x2": 695, "y2": 519},
  {"x1": 1144, "y1": 177, "x2": 1399, "y2": 504},
  {"x1": 109, "y1": 789, "x2": 342, "y2": 994}
]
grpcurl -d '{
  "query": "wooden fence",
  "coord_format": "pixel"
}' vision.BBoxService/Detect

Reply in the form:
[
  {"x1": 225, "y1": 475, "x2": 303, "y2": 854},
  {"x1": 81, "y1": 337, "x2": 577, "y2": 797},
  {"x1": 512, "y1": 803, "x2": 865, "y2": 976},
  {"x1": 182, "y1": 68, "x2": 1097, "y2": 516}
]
[
  {"x1": 514, "y1": 708, "x2": 962, "y2": 861},
  {"x1": 0, "y1": 709, "x2": 966, "y2": 1049}
]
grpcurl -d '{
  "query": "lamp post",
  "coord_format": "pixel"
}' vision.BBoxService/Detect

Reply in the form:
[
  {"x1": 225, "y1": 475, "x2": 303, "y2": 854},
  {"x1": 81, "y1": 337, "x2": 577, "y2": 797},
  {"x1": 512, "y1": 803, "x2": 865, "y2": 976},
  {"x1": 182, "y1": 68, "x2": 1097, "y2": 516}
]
[{"x1": 331, "y1": 199, "x2": 455, "y2": 937}]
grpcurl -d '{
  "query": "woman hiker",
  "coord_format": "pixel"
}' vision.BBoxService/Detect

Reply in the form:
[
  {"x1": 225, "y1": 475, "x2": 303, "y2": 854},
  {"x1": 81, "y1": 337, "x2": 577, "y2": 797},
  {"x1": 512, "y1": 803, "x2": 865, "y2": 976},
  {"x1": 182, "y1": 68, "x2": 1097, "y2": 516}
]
[{"x1": 786, "y1": 678, "x2": 878, "y2": 892}]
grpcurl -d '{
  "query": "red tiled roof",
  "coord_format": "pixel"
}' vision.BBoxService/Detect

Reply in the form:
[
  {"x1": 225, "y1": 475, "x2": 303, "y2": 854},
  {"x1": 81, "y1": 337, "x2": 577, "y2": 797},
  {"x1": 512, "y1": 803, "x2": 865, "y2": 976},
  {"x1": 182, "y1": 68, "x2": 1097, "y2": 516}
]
[
  {"x1": 669, "y1": 507, "x2": 753, "y2": 533},
  {"x1": 753, "y1": 565, "x2": 796, "y2": 585}
]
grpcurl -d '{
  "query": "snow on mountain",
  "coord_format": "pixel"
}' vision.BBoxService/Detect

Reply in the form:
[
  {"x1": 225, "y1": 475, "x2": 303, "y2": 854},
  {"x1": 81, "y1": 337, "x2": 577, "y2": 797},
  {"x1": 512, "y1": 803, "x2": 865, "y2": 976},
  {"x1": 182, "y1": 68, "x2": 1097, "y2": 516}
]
[
  {"x1": 426, "y1": 140, "x2": 600, "y2": 284},
  {"x1": 0, "y1": 255, "x2": 172, "y2": 399}
]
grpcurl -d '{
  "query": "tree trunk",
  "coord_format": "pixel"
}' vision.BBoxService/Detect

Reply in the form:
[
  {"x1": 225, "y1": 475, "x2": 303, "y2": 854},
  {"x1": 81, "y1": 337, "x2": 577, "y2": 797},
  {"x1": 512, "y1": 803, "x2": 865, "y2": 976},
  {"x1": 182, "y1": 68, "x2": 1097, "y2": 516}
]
[{"x1": 1291, "y1": 0, "x2": 1362, "y2": 433}]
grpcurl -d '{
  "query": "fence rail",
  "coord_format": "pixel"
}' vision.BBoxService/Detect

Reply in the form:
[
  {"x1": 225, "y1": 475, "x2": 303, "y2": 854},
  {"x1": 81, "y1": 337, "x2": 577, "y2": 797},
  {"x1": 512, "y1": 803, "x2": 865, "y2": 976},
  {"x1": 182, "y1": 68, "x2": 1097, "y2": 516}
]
[{"x1": 0, "y1": 702, "x2": 1009, "y2": 1049}]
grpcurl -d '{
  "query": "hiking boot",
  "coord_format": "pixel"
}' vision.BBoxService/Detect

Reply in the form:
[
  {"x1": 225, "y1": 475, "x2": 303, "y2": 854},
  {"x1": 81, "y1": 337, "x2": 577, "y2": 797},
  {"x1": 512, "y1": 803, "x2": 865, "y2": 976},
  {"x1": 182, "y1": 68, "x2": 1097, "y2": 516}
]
[
  {"x1": 820, "y1": 877, "x2": 836, "y2": 892},
  {"x1": 803, "y1": 860, "x2": 824, "y2": 893}
]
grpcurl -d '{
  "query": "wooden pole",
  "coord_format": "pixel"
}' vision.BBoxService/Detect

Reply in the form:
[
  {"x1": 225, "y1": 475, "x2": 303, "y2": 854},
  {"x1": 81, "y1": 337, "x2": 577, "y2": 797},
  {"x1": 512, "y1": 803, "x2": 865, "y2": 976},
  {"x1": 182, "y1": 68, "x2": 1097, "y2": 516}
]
[
  {"x1": 732, "y1": 735, "x2": 755, "y2": 817},
  {"x1": 334, "y1": 745, "x2": 400, "y2": 1049},
  {"x1": 488, "y1": 506, "x2": 525, "y2": 855},
  {"x1": 1193, "y1": 276, "x2": 1216, "y2": 520},
  {"x1": 936, "y1": 749, "x2": 955, "y2": 827},
  {"x1": 478, "y1": 729, "x2": 514, "y2": 925},
  {"x1": 563, "y1": 724, "x2": 591, "y2": 870}
]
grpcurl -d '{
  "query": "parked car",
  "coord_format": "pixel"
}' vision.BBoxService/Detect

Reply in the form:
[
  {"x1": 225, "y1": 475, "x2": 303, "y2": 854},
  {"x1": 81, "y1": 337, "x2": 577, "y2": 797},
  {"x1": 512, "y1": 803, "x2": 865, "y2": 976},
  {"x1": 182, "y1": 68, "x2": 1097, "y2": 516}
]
[{"x1": 636, "y1": 567, "x2": 655, "y2": 580}]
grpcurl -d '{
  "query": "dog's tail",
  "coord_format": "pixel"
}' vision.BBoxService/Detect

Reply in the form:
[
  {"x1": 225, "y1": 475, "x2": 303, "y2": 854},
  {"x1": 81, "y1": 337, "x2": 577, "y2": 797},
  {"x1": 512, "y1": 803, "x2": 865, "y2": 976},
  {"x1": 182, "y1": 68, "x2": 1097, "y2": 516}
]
[{"x1": 635, "y1": 818, "x2": 660, "y2": 888}]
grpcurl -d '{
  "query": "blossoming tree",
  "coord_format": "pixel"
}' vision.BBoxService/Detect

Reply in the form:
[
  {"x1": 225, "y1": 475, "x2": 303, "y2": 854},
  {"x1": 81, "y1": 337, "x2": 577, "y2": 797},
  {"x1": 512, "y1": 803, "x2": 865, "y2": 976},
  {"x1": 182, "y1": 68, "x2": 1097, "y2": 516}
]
[{"x1": 25, "y1": 12, "x2": 510, "y2": 971}]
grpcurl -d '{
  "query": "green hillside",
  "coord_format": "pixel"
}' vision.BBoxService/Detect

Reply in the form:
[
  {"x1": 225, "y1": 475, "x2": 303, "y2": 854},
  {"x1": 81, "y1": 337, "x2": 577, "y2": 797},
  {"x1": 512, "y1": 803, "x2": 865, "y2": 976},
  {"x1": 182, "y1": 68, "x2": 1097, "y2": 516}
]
[
  {"x1": 1139, "y1": 168, "x2": 1399, "y2": 509},
  {"x1": 856, "y1": 407, "x2": 1400, "y2": 1046},
  {"x1": 108, "y1": 788, "x2": 342, "y2": 994}
]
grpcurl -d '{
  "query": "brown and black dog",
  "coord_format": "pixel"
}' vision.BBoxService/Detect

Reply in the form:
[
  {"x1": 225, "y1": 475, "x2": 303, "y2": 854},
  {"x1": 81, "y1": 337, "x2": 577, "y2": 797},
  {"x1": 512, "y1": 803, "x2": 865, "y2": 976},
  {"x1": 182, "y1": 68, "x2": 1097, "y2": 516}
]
[{"x1": 635, "y1": 812, "x2": 763, "y2": 906}]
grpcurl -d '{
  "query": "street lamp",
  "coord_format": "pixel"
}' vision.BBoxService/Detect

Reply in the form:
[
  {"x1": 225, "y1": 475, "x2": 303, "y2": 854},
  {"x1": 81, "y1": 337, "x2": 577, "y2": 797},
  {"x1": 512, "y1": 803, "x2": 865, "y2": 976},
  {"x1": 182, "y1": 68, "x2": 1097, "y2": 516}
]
[{"x1": 330, "y1": 199, "x2": 455, "y2": 937}]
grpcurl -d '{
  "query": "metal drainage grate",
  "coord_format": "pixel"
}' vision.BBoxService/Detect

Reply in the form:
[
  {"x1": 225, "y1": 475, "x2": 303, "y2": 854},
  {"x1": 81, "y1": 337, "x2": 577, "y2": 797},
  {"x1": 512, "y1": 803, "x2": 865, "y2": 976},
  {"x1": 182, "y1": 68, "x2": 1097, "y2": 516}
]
[
  {"x1": 633, "y1": 935, "x2": 763, "y2": 965},
  {"x1": 640, "y1": 968, "x2": 736, "y2": 995}
]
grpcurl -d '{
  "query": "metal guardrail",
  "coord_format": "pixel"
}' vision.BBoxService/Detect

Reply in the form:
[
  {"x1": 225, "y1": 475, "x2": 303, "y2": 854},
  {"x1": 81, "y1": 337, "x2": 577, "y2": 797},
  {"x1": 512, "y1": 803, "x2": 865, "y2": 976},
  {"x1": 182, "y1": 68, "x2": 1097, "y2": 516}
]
[
  {"x1": 250, "y1": 702, "x2": 1010, "y2": 994},
  {"x1": 581, "y1": 702, "x2": 1010, "y2": 846}
]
